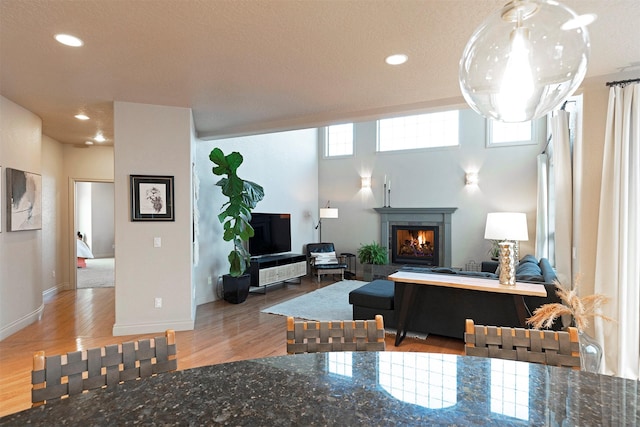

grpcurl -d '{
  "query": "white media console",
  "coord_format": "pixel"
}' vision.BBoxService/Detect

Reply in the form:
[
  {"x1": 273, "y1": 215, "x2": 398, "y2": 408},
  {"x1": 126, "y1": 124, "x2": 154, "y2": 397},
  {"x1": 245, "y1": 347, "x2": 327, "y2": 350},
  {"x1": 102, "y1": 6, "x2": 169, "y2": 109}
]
[{"x1": 249, "y1": 253, "x2": 307, "y2": 288}]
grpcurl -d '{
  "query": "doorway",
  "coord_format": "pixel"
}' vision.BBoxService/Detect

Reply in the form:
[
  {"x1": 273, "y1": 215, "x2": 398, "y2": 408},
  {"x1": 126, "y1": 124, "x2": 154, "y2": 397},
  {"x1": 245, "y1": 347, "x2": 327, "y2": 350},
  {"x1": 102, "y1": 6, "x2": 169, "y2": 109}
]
[{"x1": 74, "y1": 181, "x2": 115, "y2": 288}]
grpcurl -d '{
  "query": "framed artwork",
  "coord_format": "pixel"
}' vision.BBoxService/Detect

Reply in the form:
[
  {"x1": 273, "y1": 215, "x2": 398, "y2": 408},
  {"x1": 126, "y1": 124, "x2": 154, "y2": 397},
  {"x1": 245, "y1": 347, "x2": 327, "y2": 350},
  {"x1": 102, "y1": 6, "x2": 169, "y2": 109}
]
[
  {"x1": 130, "y1": 175, "x2": 175, "y2": 221},
  {"x1": 6, "y1": 168, "x2": 42, "y2": 231}
]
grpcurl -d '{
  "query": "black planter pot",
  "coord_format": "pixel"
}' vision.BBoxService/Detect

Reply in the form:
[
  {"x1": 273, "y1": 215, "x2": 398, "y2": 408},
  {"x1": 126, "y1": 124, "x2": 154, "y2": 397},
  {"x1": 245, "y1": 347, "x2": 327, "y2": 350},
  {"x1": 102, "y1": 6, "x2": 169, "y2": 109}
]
[{"x1": 222, "y1": 274, "x2": 251, "y2": 304}]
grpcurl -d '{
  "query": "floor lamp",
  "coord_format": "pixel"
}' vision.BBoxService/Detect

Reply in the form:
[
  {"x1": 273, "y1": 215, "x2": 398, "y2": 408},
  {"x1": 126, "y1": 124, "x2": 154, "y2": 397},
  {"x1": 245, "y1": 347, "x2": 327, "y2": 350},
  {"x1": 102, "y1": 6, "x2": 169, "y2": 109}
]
[
  {"x1": 484, "y1": 212, "x2": 528, "y2": 286},
  {"x1": 316, "y1": 206, "x2": 338, "y2": 242}
]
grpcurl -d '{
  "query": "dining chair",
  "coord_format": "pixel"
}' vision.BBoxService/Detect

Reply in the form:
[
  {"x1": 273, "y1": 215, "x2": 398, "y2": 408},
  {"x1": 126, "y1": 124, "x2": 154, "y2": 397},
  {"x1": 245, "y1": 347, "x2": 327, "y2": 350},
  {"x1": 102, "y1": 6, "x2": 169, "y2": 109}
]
[
  {"x1": 32, "y1": 329, "x2": 177, "y2": 405},
  {"x1": 464, "y1": 319, "x2": 580, "y2": 369},
  {"x1": 287, "y1": 315, "x2": 386, "y2": 354}
]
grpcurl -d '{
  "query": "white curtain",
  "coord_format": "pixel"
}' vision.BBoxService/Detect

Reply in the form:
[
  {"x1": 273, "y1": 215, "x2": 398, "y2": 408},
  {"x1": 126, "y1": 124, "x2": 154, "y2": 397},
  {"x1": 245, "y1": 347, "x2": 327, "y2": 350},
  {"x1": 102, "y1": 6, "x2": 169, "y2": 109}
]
[
  {"x1": 551, "y1": 111, "x2": 573, "y2": 286},
  {"x1": 594, "y1": 83, "x2": 640, "y2": 379},
  {"x1": 535, "y1": 153, "x2": 549, "y2": 260},
  {"x1": 537, "y1": 111, "x2": 574, "y2": 283}
]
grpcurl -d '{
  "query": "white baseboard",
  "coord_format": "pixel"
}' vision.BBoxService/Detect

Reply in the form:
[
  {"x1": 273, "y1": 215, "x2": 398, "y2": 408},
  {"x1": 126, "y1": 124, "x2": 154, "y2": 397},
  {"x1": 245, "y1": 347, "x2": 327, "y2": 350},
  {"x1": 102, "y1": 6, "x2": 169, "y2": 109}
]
[
  {"x1": 42, "y1": 283, "x2": 67, "y2": 298},
  {"x1": 112, "y1": 319, "x2": 194, "y2": 336},
  {"x1": 195, "y1": 294, "x2": 218, "y2": 306},
  {"x1": 0, "y1": 303, "x2": 44, "y2": 341}
]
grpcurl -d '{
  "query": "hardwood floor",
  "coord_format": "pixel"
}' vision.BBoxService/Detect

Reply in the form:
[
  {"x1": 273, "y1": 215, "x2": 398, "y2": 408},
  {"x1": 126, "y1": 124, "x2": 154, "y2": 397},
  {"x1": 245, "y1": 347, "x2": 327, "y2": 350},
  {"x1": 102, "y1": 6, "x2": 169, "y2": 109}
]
[{"x1": 0, "y1": 277, "x2": 464, "y2": 417}]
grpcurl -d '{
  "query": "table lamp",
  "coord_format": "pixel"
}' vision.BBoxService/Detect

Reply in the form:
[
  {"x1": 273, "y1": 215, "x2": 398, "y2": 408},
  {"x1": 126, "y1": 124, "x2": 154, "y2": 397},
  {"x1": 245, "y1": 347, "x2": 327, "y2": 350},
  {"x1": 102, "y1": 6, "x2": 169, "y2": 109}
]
[{"x1": 484, "y1": 212, "x2": 528, "y2": 285}]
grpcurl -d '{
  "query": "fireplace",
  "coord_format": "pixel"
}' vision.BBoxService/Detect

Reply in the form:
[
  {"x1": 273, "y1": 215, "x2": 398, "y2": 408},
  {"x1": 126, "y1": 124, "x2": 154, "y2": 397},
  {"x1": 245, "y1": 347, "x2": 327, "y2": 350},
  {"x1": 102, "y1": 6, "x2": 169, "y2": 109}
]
[
  {"x1": 374, "y1": 207, "x2": 457, "y2": 267},
  {"x1": 391, "y1": 225, "x2": 439, "y2": 266}
]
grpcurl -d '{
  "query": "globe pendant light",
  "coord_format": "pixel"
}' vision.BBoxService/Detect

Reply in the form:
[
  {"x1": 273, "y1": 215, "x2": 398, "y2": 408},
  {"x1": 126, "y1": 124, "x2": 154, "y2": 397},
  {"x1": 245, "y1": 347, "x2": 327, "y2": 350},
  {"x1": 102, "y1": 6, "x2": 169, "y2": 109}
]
[{"x1": 459, "y1": 0, "x2": 592, "y2": 122}]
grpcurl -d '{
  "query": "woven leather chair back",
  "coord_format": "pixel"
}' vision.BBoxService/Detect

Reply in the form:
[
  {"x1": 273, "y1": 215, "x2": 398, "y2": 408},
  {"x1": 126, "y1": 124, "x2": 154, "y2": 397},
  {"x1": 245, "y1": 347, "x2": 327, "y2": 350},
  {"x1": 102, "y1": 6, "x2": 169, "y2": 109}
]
[
  {"x1": 464, "y1": 319, "x2": 580, "y2": 369},
  {"x1": 287, "y1": 315, "x2": 385, "y2": 354},
  {"x1": 32, "y1": 330, "x2": 177, "y2": 405}
]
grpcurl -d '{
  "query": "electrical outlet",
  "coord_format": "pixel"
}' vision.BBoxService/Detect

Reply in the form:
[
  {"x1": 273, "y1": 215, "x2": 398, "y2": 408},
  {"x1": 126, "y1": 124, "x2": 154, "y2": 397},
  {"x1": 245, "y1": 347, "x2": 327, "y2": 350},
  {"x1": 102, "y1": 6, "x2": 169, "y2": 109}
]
[
  {"x1": 207, "y1": 276, "x2": 212, "y2": 285},
  {"x1": 154, "y1": 297, "x2": 162, "y2": 308},
  {"x1": 52, "y1": 270, "x2": 55, "y2": 278},
  {"x1": 153, "y1": 237, "x2": 162, "y2": 248}
]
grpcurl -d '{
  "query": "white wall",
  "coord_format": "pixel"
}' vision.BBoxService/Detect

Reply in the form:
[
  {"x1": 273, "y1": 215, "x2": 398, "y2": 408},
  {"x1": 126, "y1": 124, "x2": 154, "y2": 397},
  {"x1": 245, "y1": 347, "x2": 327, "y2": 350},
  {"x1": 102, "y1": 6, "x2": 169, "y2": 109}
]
[
  {"x1": 91, "y1": 182, "x2": 115, "y2": 258},
  {"x1": 41, "y1": 135, "x2": 65, "y2": 294},
  {"x1": 77, "y1": 182, "x2": 92, "y2": 242},
  {"x1": 194, "y1": 128, "x2": 318, "y2": 305},
  {"x1": 318, "y1": 109, "x2": 545, "y2": 270},
  {"x1": 112, "y1": 101, "x2": 194, "y2": 335},
  {"x1": 0, "y1": 96, "x2": 44, "y2": 339}
]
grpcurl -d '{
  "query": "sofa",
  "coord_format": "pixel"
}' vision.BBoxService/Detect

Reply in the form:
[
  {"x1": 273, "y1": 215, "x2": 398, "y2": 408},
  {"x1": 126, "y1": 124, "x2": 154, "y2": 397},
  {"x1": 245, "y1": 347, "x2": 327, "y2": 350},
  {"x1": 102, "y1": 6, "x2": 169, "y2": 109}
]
[{"x1": 349, "y1": 255, "x2": 562, "y2": 340}]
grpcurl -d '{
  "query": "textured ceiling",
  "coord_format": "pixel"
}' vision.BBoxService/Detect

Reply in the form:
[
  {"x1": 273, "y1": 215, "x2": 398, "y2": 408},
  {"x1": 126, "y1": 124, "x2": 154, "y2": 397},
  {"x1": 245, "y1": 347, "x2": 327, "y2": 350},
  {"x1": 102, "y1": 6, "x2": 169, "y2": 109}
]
[{"x1": 1, "y1": 0, "x2": 639, "y2": 146}]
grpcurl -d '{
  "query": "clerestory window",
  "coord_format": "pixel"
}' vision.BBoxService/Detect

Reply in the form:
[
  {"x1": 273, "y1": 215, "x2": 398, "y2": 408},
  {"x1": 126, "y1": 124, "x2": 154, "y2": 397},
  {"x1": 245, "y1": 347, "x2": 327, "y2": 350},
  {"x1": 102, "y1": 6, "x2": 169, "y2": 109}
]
[{"x1": 377, "y1": 110, "x2": 459, "y2": 152}]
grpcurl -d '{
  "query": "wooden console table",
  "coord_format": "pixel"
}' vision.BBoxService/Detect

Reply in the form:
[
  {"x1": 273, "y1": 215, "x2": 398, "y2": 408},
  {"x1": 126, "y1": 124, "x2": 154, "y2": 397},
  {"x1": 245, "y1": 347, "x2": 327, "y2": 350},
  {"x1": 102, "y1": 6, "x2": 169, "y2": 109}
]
[{"x1": 388, "y1": 271, "x2": 547, "y2": 346}]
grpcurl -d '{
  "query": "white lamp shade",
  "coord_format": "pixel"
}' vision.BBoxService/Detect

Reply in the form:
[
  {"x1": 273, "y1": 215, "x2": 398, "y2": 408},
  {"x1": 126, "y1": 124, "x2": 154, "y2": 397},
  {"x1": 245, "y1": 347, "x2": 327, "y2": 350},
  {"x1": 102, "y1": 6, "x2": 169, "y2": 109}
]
[
  {"x1": 459, "y1": 0, "x2": 590, "y2": 122},
  {"x1": 484, "y1": 212, "x2": 528, "y2": 241},
  {"x1": 319, "y1": 208, "x2": 339, "y2": 219}
]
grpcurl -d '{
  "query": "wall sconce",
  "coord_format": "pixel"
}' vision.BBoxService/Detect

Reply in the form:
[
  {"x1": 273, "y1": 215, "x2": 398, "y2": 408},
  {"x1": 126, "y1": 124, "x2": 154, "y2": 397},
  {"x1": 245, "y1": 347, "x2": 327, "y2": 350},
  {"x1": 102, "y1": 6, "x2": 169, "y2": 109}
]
[
  {"x1": 459, "y1": 0, "x2": 594, "y2": 122},
  {"x1": 465, "y1": 172, "x2": 479, "y2": 186},
  {"x1": 361, "y1": 176, "x2": 371, "y2": 189}
]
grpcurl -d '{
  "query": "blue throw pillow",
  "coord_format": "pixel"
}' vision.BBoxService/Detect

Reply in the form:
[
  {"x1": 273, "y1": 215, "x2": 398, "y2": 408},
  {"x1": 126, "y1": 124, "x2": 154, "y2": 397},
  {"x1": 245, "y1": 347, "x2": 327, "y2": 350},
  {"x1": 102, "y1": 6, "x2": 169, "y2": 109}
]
[
  {"x1": 516, "y1": 262, "x2": 542, "y2": 277},
  {"x1": 519, "y1": 254, "x2": 538, "y2": 265}
]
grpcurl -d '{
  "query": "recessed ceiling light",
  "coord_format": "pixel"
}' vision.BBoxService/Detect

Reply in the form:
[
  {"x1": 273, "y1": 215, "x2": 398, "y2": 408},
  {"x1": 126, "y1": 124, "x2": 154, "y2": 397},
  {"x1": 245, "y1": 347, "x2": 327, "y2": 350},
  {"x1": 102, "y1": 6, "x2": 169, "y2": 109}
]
[
  {"x1": 94, "y1": 133, "x2": 106, "y2": 142},
  {"x1": 75, "y1": 114, "x2": 90, "y2": 120},
  {"x1": 385, "y1": 54, "x2": 408, "y2": 65},
  {"x1": 84, "y1": 141, "x2": 94, "y2": 146},
  {"x1": 54, "y1": 34, "x2": 84, "y2": 47}
]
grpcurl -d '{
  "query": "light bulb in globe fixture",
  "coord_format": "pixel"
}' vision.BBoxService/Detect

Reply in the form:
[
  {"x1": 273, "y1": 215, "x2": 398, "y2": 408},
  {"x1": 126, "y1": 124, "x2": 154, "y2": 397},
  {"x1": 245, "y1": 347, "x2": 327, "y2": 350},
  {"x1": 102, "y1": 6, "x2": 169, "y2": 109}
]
[
  {"x1": 459, "y1": 0, "x2": 593, "y2": 123},
  {"x1": 498, "y1": 26, "x2": 535, "y2": 122}
]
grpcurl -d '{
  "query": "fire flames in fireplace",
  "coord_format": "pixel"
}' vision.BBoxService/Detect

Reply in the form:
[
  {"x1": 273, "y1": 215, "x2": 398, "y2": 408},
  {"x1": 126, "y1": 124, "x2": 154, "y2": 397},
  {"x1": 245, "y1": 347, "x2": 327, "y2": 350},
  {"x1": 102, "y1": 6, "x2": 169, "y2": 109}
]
[
  {"x1": 391, "y1": 225, "x2": 439, "y2": 266},
  {"x1": 397, "y1": 229, "x2": 434, "y2": 257}
]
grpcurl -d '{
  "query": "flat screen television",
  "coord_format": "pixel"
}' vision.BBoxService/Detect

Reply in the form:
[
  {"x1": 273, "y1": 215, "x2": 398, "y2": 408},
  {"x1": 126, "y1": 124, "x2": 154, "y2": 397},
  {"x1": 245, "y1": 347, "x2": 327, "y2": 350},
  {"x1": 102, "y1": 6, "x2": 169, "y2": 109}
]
[{"x1": 249, "y1": 213, "x2": 292, "y2": 257}]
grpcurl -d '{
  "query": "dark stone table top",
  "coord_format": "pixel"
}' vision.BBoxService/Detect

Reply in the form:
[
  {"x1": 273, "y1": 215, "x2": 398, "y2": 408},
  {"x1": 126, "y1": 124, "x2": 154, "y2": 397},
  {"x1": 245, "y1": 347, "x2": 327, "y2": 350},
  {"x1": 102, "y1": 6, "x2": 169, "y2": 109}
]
[{"x1": 2, "y1": 352, "x2": 638, "y2": 426}]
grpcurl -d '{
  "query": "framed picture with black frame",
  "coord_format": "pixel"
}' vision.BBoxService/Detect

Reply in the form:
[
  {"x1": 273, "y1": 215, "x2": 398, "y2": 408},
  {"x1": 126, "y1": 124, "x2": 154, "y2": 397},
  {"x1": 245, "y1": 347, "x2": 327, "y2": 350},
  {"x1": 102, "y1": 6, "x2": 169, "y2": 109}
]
[
  {"x1": 6, "y1": 167, "x2": 42, "y2": 231},
  {"x1": 130, "y1": 175, "x2": 175, "y2": 221}
]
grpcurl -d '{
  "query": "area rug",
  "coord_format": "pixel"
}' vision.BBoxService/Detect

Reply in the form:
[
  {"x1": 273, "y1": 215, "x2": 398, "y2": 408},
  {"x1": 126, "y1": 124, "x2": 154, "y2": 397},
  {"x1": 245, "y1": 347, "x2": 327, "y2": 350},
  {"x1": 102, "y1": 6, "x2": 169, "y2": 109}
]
[
  {"x1": 261, "y1": 280, "x2": 366, "y2": 321},
  {"x1": 261, "y1": 279, "x2": 428, "y2": 340},
  {"x1": 77, "y1": 258, "x2": 115, "y2": 288}
]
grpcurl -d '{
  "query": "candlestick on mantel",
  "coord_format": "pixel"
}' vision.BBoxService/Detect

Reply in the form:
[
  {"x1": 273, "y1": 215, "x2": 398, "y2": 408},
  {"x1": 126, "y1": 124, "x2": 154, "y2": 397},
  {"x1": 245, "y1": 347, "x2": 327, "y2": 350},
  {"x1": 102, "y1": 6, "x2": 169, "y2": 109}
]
[
  {"x1": 387, "y1": 178, "x2": 391, "y2": 207},
  {"x1": 383, "y1": 183, "x2": 388, "y2": 207}
]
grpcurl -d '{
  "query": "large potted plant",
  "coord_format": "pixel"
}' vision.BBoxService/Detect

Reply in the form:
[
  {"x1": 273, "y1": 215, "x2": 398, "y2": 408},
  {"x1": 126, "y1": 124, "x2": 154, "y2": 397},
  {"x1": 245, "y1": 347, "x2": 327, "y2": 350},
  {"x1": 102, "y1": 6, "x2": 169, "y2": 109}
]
[
  {"x1": 209, "y1": 148, "x2": 264, "y2": 303},
  {"x1": 357, "y1": 242, "x2": 388, "y2": 282}
]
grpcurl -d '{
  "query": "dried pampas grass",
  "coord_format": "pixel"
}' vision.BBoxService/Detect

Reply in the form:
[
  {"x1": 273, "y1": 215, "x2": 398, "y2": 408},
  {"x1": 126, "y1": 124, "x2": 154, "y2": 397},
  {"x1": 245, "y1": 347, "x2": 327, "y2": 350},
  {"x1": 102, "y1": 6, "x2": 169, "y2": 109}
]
[{"x1": 527, "y1": 281, "x2": 612, "y2": 331}]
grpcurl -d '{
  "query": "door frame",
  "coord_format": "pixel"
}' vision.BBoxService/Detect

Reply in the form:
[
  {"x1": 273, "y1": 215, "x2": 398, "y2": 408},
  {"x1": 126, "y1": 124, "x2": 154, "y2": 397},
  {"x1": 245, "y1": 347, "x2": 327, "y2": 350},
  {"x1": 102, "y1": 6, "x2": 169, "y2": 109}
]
[{"x1": 69, "y1": 178, "x2": 114, "y2": 289}]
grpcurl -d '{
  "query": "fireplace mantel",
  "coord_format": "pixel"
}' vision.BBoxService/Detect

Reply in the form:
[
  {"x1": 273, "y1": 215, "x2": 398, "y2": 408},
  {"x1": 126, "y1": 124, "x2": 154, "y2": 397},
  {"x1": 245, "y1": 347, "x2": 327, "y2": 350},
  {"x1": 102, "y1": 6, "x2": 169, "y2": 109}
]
[
  {"x1": 374, "y1": 207, "x2": 457, "y2": 216},
  {"x1": 374, "y1": 207, "x2": 457, "y2": 267}
]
